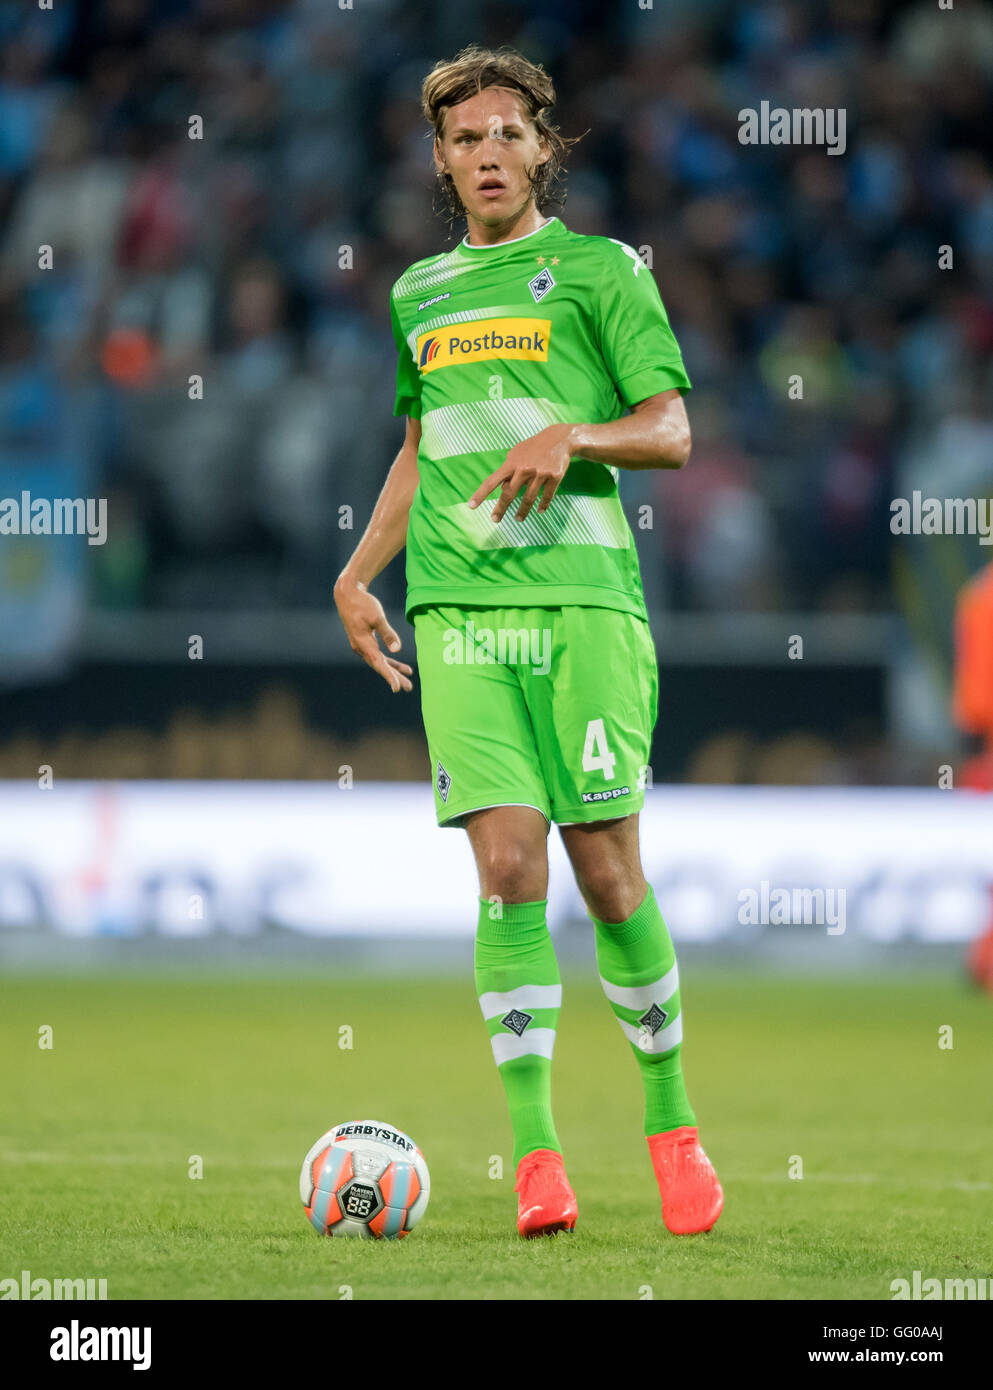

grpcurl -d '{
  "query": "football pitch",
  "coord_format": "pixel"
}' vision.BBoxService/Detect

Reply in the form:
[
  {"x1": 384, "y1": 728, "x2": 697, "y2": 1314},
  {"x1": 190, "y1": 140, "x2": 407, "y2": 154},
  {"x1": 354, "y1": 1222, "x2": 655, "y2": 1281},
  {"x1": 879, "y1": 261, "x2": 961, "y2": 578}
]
[{"x1": 1, "y1": 970, "x2": 990, "y2": 1301}]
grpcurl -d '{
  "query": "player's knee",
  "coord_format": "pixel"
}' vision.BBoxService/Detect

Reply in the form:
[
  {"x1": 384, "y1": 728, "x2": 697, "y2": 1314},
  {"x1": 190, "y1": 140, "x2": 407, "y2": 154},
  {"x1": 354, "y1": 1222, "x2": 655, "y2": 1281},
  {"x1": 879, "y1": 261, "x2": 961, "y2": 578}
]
[
  {"x1": 577, "y1": 864, "x2": 645, "y2": 923},
  {"x1": 478, "y1": 840, "x2": 543, "y2": 901}
]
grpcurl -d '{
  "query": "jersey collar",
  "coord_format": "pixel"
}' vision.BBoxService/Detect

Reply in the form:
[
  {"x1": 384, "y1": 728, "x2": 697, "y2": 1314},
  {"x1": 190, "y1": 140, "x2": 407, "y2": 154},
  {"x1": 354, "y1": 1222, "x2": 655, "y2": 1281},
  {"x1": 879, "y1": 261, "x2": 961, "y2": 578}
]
[{"x1": 456, "y1": 215, "x2": 560, "y2": 255}]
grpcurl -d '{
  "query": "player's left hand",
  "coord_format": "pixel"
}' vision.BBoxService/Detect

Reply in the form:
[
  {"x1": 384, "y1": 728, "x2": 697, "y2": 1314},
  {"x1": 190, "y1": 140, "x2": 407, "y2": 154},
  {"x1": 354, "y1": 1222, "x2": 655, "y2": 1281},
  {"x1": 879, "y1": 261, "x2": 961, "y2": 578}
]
[{"x1": 467, "y1": 424, "x2": 575, "y2": 522}]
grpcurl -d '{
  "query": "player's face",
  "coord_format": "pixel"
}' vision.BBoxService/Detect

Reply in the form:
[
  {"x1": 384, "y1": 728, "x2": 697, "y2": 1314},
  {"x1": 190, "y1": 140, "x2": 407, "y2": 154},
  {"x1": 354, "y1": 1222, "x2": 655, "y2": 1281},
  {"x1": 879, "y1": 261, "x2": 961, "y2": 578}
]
[{"x1": 434, "y1": 87, "x2": 550, "y2": 228}]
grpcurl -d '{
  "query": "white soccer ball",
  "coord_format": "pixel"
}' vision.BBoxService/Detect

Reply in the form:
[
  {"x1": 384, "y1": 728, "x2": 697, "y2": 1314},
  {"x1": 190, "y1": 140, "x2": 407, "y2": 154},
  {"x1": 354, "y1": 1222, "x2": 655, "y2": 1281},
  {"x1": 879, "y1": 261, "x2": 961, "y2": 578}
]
[{"x1": 300, "y1": 1119, "x2": 430, "y2": 1239}]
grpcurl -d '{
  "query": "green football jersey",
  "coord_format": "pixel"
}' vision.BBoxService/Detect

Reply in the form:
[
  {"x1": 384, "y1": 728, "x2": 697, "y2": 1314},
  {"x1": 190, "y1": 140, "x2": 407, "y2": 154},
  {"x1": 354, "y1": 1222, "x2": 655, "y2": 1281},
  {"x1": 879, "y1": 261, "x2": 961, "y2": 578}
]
[{"x1": 389, "y1": 215, "x2": 691, "y2": 621}]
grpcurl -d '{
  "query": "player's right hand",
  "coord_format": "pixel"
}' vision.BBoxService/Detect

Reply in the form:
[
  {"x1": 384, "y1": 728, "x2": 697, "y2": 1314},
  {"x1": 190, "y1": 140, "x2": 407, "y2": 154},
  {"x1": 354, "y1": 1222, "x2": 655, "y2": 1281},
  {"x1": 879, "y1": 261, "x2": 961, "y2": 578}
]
[{"x1": 333, "y1": 578, "x2": 413, "y2": 694}]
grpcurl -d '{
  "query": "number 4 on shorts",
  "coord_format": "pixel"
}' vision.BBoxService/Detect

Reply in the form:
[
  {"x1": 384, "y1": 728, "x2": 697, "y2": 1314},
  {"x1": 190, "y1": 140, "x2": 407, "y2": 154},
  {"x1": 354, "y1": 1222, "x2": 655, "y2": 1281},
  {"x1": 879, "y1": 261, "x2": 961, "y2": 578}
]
[{"x1": 582, "y1": 717, "x2": 616, "y2": 780}]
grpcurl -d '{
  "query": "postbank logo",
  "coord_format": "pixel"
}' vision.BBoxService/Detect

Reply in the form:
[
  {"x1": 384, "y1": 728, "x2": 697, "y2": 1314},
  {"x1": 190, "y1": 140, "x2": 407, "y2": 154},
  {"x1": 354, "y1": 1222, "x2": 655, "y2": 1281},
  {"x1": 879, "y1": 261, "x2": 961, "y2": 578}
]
[{"x1": 416, "y1": 317, "x2": 551, "y2": 374}]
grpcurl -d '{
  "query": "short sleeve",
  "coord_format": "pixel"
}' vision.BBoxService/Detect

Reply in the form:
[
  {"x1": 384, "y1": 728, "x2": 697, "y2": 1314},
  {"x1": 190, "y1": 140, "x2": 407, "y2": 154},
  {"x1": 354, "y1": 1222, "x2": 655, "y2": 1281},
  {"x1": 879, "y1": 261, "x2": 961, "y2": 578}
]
[
  {"x1": 595, "y1": 240, "x2": 691, "y2": 407},
  {"x1": 390, "y1": 289, "x2": 422, "y2": 420}
]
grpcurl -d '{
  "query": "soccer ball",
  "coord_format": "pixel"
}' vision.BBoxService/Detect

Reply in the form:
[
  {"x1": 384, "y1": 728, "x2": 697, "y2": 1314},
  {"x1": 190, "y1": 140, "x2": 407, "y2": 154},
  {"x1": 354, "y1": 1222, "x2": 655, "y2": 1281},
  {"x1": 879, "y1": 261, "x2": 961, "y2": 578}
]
[{"x1": 300, "y1": 1119, "x2": 430, "y2": 1239}]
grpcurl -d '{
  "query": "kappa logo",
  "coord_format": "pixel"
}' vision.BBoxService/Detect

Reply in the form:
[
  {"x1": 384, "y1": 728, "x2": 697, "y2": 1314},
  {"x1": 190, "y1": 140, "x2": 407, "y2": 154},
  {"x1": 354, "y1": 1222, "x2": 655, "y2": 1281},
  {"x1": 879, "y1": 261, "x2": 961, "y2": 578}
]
[
  {"x1": 608, "y1": 238, "x2": 646, "y2": 276},
  {"x1": 639, "y1": 1002, "x2": 668, "y2": 1035},
  {"x1": 436, "y1": 762, "x2": 452, "y2": 802},
  {"x1": 418, "y1": 292, "x2": 451, "y2": 312},
  {"x1": 501, "y1": 1009, "x2": 534, "y2": 1036},
  {"x1": 528, "y1": 267, "x2": 555, "y2": 302},
  {"x1": 581, "y1": 785, "x2": 631, "y2": 803}
]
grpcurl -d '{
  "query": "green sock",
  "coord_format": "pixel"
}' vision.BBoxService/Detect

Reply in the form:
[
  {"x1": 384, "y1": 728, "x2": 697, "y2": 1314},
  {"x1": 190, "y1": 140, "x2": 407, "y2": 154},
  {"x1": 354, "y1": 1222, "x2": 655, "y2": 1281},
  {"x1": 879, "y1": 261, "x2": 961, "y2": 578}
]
[
  {"x1": 589, "y1": 884, "x2": 697, "y2": 1137},
  {"x1": 474, "y1": 897, "x2": 562, "y2": 1167}
]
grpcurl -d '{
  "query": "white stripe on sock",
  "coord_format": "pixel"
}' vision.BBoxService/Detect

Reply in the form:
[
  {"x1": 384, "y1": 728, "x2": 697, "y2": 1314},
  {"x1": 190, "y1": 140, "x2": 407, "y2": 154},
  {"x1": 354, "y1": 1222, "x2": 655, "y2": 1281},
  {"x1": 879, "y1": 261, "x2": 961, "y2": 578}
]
[
  {"x1": 617, "y1": 1011, "x2": 683, "y2": 1056},
  {"x1": 478, "y1": 984, "x2": 562, "y2": 1020},
  {"x1": 598, "y1": 962, "x2": 679, "y2": 1012},
  {"x1": 491, "y1": 1028, "x2": 557, "y2": 1065}
]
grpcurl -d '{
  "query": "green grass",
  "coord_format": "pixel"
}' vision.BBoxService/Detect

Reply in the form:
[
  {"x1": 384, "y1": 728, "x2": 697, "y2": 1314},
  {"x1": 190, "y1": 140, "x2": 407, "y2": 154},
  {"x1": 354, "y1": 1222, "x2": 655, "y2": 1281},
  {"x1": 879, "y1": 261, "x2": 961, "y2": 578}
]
[{"x1": 1, "y1": 971, "x2": 991, "y2": 1299}]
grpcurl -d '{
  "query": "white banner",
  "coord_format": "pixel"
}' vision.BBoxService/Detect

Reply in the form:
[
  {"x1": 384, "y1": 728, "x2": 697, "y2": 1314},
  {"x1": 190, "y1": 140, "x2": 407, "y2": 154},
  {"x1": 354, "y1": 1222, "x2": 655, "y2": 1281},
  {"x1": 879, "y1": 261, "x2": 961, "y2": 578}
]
[{"x1": 0, "y1": 782, "x2": 989, "y2": 941}]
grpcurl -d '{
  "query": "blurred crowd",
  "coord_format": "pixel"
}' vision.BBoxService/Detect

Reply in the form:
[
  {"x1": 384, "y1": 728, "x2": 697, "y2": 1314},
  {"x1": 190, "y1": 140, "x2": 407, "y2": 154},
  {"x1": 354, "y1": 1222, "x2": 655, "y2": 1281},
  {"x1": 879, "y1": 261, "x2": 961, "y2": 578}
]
[
  {"x1": 0, "y1": 680, "x2": 923, "y2": 786},
  {"x1": 2, "y1": 0, "x2": 993, "y2": 621}
]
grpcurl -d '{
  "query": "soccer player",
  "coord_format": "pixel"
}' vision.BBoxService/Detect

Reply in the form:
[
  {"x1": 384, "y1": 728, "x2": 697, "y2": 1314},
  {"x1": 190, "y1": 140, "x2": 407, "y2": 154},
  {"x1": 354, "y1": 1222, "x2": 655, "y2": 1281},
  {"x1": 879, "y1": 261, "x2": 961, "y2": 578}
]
[
  {"x1": 952, "y1": 560, "x2": 993, "y2": 992},
  {"x1": 334, "y1": 45, "x2": 723, "y2": 1238}
]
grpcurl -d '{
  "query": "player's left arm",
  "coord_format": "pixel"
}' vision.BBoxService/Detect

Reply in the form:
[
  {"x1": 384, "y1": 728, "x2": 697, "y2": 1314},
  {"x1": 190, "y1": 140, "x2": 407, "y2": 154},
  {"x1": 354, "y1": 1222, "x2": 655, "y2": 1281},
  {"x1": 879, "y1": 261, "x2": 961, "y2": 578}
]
[
  {"x1": 467, "y1": 393, "x2": 689, "y2": 523},
  {"x1": 469, "y1": 242, "x2": 691, "y2": 523},
  {"x1": 568, "y1": 389, "x2": 691, "y2": 471}
]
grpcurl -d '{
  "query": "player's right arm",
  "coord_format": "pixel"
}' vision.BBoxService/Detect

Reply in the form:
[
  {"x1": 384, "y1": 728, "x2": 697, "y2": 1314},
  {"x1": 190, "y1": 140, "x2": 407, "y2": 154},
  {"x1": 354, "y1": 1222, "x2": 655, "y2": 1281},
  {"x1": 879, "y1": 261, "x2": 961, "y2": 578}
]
[{"x1": 333, "y1": 415, "x2": 421, "y2": 694}]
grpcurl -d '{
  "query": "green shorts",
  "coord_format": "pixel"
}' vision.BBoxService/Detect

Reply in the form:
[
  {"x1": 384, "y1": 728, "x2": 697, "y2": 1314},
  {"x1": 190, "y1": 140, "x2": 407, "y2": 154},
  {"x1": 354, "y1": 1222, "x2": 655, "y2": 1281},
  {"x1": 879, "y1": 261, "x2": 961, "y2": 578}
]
[{"x1": 411, "y1": 603, "x2": 658, "y2": 829}]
